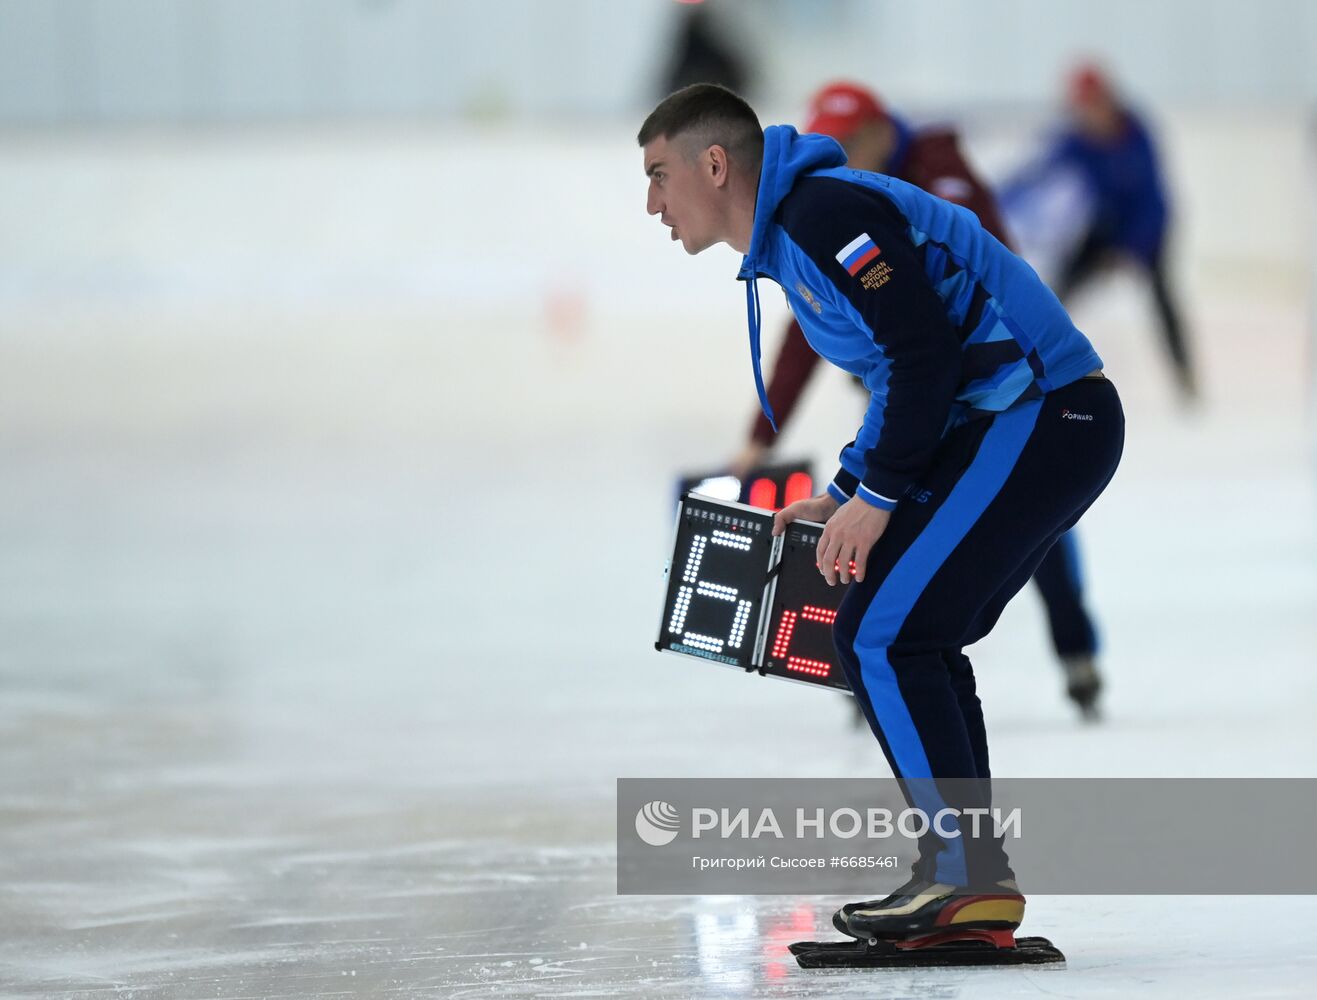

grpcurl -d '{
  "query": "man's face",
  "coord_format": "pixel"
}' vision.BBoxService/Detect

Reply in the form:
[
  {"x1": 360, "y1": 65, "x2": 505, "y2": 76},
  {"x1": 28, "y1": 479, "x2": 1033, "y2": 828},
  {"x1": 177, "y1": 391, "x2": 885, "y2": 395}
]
[{"x1": 644, "y1": 135, "x2": 723, "y2": 255}]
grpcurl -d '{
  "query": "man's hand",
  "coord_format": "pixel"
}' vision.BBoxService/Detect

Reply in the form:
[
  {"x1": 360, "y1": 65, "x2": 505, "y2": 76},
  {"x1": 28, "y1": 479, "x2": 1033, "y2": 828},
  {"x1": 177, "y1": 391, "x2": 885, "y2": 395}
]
[
  {"x1": 773, "y1": 492, "x2": 839, "y2": 537},
  {"x1": 816, "y1": 498, "x2": 892, "y2": 586},
  {"x1": 727, "y1": 441, "x2": 769, "y2": 482}
]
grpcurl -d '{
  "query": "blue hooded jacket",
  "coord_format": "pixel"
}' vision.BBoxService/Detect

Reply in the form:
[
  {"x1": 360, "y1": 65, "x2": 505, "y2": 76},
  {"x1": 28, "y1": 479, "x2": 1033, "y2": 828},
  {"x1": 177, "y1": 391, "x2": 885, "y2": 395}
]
[{"x1": 738, "y1": 125, "x2": 1103, "y2": 510}]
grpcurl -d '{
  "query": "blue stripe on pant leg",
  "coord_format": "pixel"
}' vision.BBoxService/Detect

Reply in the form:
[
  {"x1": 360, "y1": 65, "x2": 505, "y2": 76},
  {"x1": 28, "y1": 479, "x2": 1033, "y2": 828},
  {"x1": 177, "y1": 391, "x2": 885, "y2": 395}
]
[{"x1": 854, "y1": 399, "x2": 1043, "y2": 885}]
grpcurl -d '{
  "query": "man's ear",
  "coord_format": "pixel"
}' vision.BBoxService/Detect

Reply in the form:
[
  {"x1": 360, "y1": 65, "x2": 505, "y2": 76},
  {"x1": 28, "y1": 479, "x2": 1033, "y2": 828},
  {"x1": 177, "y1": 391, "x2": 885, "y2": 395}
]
[{"x1": 706, "y1": 144, "x2": 730, "y2": 188}]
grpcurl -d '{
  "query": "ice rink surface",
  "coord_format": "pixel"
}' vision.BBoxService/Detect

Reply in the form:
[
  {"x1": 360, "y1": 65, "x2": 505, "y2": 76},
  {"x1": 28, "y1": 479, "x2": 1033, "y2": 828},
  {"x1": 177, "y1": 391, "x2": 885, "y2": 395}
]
[{"x1": 0, "y1": 124, "x2": 1314, "y2": 997}]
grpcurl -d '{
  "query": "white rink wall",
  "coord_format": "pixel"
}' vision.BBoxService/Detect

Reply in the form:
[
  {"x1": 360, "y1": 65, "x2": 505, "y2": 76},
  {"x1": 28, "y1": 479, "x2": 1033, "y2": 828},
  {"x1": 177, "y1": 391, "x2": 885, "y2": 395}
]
[
  {"x1": 1, "y1": 0, "x2": 1313, "y2": 123},
  {"x1": 1, "y1": 111, "x2": 1310, "y2": 317},
  {"x1": 0, "y1": 111, "x2": 1309, "y2": 445}
]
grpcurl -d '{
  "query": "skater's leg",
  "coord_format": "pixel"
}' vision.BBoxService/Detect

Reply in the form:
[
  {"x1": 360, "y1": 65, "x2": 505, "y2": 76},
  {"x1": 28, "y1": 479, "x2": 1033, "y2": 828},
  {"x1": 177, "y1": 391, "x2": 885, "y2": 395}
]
[
  {"x1": 943, "y1": 650, "x2": 988, "y2": 782},
  {"x1": 969, "y1": 524, "x2": 1102, "y2": 713},
  {"x1": 834, "y1": 378, "x2": 1123, "y2": 941},
  {"x1": 842, "y1": 377, "x2": 1124, "y2": 938},
  {"x1": 1053, "y1": 225, "x2": 1107, "y2": 301},
  {"x1": 842, "y1": 376, "x2": 1122, "y2": 948},
  {"x1": 838, "y1": 400, "x2": 1060, "y2": 888},
  {"x1": 832, "y1": 416, "x2": 994, "y2": 785},
  {"x1": 952, "y1": 385, "x2": 1125, "y2": 658},
  {"x1": 1031, "y1": 531, "x2": 1098, "y2": 660},
  {"x1": 1030, "y1": 530, "x2": 1104, "y2": 715},
  {"x1": 834, "y1": 562, "x2": 996, "y2": 932},
  {"x1": 832, "y1": 417, "x2": 999, "y2": 891},
  {"x1": 1147, "y1": 251, "x2": 1198, "y2": 400}
]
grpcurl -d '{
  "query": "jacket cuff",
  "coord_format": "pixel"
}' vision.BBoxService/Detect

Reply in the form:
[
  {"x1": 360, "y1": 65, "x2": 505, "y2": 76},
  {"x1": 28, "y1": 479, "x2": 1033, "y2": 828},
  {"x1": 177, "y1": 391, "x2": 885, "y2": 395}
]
[
  {"x1": 857, "y1": 467, "x2": 907, "y2": 511},
  {"x1": 855, "y1": 483, "x2": 900, "y2": 511},
  {"x1": 828, "y1": 468, "x2": 860, "y2": 505}
]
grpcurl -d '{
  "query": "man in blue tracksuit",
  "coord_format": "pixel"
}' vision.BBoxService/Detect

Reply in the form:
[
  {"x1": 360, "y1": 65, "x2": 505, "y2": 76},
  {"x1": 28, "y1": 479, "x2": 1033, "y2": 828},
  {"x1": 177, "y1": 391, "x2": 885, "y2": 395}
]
[{"x1": 639, "y1": 85, "x2": 1124, "y2": 943}]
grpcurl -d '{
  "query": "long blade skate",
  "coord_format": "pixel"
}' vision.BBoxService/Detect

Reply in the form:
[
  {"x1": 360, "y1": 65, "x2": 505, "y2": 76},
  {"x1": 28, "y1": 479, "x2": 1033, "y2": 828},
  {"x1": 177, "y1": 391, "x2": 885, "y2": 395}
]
[{"x1": 790, "y1": 929, "x2": 1065, "y2": 969}]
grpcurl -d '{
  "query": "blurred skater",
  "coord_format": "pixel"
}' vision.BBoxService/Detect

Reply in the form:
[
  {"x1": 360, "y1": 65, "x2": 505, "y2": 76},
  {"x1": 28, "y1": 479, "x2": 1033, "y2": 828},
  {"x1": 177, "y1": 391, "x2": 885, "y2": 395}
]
[
  {"x1": 1003, "y1": 63, "x2": 1198, "y2": 404},
  {"x1": 661, "y1": 1, "x2": 750, "y2": 97}
]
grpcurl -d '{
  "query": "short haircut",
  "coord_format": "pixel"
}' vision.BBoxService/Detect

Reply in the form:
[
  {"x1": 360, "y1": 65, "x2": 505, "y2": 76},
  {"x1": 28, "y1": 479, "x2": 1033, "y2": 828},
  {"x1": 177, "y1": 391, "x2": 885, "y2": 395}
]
[{"x1": 637, "y1": 83, "x2": 763, "y2": 172}]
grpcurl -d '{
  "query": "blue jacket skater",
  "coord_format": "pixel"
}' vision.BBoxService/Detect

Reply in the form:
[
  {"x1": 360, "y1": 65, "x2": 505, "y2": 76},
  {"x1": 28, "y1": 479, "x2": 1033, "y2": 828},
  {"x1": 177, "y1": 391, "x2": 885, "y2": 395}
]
[{"x1": 1003, "y1": 110, "x2": 1169, "y2": 264}]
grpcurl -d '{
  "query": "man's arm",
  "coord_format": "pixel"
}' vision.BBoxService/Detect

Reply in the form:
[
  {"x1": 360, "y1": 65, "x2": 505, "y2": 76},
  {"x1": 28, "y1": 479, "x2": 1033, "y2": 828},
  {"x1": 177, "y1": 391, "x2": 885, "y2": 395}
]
[
  {"x1": 781, "y1": 177, "x2": 963, "y2": 513},
  {"x1": 730, "y1": 317, "x2": 821, "y2": 481},
  {"x1": 748, "y1": 317, "x2": 821, "y2": 447}
]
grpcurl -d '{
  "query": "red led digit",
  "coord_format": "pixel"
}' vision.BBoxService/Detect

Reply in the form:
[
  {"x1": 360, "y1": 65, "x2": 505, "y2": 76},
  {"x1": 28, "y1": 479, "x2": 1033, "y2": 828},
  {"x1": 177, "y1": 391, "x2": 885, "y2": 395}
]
[
  {"x1": 784, "y1": 471, "x2": 812, "y2": 506},
  {"x1": 771, "y1": 604, "x2": 839, "y2": 676},
  {"x1": 770, "y1": 610, "x2": 798, "y2": 659},
  {"x1": 748, "y1": 477, "x2": 777, "y2": 510},
  {"x1": 801, "y1": 605, "x2": 837, "y2": 625},
  {"x1": 786, "y1": 656, "x2": 832, "y2": 678},
  {"x1": 767, "y1": 522, "x2": 846, "y2": 685}
]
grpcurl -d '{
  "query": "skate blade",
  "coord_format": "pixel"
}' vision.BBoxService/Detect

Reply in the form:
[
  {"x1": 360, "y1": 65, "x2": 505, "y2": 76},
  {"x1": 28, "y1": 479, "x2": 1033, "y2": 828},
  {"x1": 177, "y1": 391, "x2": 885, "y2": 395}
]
[
  {"x1": 791, "y1": 926, "x2": 1015, "y2": 956},
  {"x1": 790, "y1": 935, "x2": 1065, "y2": 969}
]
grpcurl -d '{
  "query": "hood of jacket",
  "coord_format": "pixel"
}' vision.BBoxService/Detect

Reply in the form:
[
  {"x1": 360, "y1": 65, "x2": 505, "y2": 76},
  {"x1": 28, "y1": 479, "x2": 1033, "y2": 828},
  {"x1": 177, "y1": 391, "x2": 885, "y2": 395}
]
[{"x1": 737, "y1": 125, "x2": 847, "y2": 433}]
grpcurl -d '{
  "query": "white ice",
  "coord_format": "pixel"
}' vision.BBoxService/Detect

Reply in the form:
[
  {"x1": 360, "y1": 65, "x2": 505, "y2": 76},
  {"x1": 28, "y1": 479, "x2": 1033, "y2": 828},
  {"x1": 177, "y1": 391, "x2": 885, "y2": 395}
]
[{"x1": 0, "y1": 120, "x2": 1313, "y2": 998}]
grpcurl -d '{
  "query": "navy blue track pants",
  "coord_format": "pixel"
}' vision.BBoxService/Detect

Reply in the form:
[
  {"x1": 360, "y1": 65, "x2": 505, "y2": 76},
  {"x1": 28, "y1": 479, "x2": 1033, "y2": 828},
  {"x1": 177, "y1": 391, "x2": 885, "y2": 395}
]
[{"x1": 833, "y1": 375, "x2": 1124, "y2": 885}]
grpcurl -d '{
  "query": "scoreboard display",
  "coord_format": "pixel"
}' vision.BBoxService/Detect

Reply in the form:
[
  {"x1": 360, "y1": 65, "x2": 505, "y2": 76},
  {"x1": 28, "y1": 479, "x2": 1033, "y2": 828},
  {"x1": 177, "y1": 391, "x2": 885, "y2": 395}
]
[
  {"x1": 656, "y1": 495, "x2": 775, "y2": 670},
  {"x1": 656, "y1": 493, "x2": 852, "y2": 694},
  {"x1": 759, "y1": 520, "x2": 851, "y2": 691}
]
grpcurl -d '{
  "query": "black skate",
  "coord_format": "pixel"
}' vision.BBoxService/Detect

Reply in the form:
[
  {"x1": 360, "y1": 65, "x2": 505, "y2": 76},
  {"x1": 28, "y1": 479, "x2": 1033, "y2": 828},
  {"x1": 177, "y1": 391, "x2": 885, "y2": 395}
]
[
  {"x1": 1063, "y1": 654, "x2": 1102, "y2": 719},
  {"x1": 844, "y1": 880, "x2": 1024, "y2": 941},
  {"x1": 829, "y1": 871, "x2": 927, "y2": 936},
  {"x1": 792, "y1": 880, "x2": 1062, "y2": 970},
  {"x1": 831, "y1": 875, "x2": 1020, "y2": 937}
]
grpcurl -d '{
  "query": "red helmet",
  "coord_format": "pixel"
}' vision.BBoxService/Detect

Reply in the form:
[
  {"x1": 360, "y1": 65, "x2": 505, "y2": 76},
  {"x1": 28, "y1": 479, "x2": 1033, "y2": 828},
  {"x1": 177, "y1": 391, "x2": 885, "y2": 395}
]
[{"x1": 804, "y1": 81, "x2": 886, "y2": 140}]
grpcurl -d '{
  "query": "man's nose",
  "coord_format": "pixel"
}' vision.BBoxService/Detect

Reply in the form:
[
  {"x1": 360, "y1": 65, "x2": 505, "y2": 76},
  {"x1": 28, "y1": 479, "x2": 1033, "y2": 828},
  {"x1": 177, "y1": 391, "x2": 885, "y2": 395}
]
[{"x1": 646, "y1": 186, "x2": 662, "y2": 216}]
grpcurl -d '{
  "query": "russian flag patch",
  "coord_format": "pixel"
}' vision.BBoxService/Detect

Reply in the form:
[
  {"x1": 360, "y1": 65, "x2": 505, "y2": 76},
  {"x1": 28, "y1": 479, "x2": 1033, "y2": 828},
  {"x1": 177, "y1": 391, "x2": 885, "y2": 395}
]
[{"x1": 836, "y1": 233, "x2": 881, "y2": 276}]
